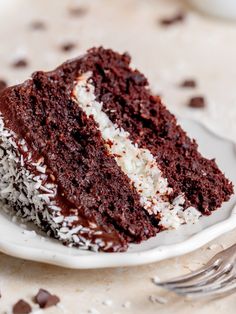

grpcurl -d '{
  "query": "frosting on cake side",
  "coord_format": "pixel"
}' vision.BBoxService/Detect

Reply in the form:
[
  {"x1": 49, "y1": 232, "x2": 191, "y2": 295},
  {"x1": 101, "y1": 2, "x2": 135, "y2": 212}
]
[{"x1": 0, "y1": 114, "x2": 116, "y2": 251}]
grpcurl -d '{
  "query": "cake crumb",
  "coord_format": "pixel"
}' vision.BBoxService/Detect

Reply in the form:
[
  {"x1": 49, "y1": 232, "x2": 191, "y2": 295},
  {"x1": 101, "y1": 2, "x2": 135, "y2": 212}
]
[
  {"x1": 188, "y1": 96, "x2": 206, "y2": 108},
  {"x1": 12, "y1": 58, "x2": 28, "y2": 68},
  {"x1": 180, "y1": 79, "x2": 197, "y2": 88},
  {"x1": 159, "y1": 12, "x2": 185, "y2": 26},
  {"x1": 61, "y1": 42, "x2": 76, "y2": 52},
  {"x1": 149, "y1": 295, "x2": 167, "y2": 305}
]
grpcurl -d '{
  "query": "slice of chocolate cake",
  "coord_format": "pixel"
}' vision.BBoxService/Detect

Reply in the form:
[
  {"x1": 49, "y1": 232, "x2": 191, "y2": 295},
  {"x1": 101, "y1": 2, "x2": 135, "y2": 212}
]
[{"x1": 0, "y1": 47, "x2": 233, "y2": 252}]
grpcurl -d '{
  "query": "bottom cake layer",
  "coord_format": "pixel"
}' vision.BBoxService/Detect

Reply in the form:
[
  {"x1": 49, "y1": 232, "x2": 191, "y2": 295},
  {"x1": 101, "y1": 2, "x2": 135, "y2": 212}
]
[{"x1": 0, "y1": 114, "x2": 128, "y2": 252}]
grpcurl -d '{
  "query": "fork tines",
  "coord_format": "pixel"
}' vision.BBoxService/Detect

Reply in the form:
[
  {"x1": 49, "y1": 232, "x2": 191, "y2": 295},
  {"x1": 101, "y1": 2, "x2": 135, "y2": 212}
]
[{"x1": 156, "y1": 252, "x2": 236, "y2": 298}]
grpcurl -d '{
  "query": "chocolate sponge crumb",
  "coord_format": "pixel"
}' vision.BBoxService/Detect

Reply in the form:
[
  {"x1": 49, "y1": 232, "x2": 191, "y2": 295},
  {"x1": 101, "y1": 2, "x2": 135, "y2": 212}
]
[
  {"x1": 12, "y1": 59, "x2": 28, "y2": 68},
  {"x1": 159, "y1": 12, "x2": 185, "y2": 26},
  {"x1": 188, "y1": 96, "x2": 206, "y2": 108},
  {"x1": 61, "y1": 42, "x2": 76, "y2": 52},
  {"x1": 180, "y1": 79, "x2": 197, "y2": 88}
]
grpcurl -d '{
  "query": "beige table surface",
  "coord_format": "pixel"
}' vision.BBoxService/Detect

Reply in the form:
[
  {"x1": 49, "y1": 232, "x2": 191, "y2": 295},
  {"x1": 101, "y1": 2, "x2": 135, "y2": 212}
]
[{"x1": 0, "y1": 0, "x2": 236, "y2": 313}]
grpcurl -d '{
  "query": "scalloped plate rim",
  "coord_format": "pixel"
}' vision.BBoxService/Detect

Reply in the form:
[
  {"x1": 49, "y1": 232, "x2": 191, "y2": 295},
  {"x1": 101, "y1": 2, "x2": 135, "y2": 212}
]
[{"x1": 0, "y1": 117, "x2": 235, "y2": 269}]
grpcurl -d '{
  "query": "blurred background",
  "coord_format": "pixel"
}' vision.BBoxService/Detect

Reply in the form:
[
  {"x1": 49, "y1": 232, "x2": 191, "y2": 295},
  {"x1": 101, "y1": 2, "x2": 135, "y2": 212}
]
[
  {"x1": 0, "y1": 0, "x2": 236, "y2": 144},
  {"x1": 0, "y1": 0, "x2": 236, "y2": 313}
]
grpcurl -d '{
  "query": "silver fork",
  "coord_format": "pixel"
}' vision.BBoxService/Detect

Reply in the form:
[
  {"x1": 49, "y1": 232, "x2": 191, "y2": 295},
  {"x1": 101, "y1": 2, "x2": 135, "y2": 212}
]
[{"x1": 156, "y1": 243, "x2": 236, "y2": 298}]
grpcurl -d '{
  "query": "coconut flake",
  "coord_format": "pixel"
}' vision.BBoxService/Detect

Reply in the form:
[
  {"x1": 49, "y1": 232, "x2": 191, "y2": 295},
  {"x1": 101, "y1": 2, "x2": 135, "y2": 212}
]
[{"x1": 0, "y1": 114, "x2": 103, "y2": 252}]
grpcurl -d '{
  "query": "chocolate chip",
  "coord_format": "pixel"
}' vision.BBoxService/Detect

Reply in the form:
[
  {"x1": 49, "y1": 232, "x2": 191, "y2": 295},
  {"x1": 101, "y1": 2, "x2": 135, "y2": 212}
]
[
  {"x1": 30, "y1": 21, "x2": 46, "y2": 30},
  {"x1": 13, "y1": 299, "x2": 32, "y2": 314},
  {"x1": 61, "y1": 42, "x2": 76, "y2": 52},
  {"x1": 34, "y1": 289, "x2": 50, "y2": 308},
  {"x1": 68, "y1": 6, "x2": 87, "y2": 17},
  {"x1": 188, "y1": 96, "x2": 206, "y2": 108},
  {"x1": 44, "y1": 294, "x2": 60, "y2": 308},
  {"x1": 0, "y1": 79, "x2": 7, "y2": 91},
  {"x1": 159, "y1": 12, "x2": 185, "y2": 26},
  {"x1": 180, "y1": 79, "x2": 197, "y2": 88},
  {"x1": 12, "y1": 59, "x2": 28, "y2": 68},
  {"x1": 34, "y1": 288, "x2": 60, "y2": 308}
]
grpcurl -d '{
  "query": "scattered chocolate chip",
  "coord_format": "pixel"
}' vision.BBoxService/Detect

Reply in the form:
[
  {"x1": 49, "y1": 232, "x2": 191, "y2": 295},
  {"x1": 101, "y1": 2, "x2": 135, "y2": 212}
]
[
  {"x1": 180, "y1": 79, "x2": 197, "y2": 88},
  {"x1": 188, "y1": 96, "x2": 206, "y2": 108},
  {"x1": 68, "y1": 6, "x2": 87, "y2": 17},
  {"x1": 34, "y1": 289, "x2": 50, "y2": 308},
  {"x1": 0, "y1": 79, "x2": 7, "y2": 91},
  {"x1": 34, "y1": 288, "x2": 60, "y2": 309},
  {"x1": 13, "y1": 299, "x2": 32, "y2": 314},
  {"x1": 30, "y1": 21, "x2": 46, "y2": 30},
  {"x1": 159, "y1": 11, "x2": 185, "y2": 26},
  {"x1": 44, "y1": 294, "x2": 60, "y2": 308},
  {"x1": 12, "y1": 59, "x2": 28, "y2": 68},
  {"x1": 61, "y1": 42, "x2": 76, "y2": 52}
]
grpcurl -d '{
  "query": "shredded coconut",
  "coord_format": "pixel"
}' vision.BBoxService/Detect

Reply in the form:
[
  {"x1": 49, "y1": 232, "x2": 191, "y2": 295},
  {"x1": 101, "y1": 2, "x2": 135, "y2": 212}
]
[
  {"x1": 0, "y1": 114, "x2": 103, "y2": 251},
  {"x1": 22, "y1": 230, "x2": 37, "y2": 238}
]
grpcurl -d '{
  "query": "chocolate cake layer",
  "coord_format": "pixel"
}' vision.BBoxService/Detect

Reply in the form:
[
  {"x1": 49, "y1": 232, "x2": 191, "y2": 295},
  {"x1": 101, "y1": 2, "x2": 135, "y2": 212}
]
[{"x1": 75, "y1": 47, "x2": 233, "y2": 214}]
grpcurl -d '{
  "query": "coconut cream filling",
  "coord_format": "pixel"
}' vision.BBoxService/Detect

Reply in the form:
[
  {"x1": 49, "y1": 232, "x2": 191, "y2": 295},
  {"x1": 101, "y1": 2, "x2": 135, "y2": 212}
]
[
  {"x1": 73, "y1": 72, "x2": 201, "y2": 229},
  {"x1": 0, "y1": 114, "x2": 110, "y2": 251}
]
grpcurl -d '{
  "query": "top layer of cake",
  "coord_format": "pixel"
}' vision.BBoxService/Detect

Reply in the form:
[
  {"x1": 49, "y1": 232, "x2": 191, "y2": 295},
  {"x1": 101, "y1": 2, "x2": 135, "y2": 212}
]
[{"x1": 0, "y1": 47, "x2": 233, "y2": 252}]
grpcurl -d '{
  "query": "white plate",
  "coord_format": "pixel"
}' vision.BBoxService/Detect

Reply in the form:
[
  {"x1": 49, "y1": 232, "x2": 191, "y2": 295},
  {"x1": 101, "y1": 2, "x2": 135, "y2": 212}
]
[{"x1": 0, "y1": 118, "x2": 235, "y2": 269}]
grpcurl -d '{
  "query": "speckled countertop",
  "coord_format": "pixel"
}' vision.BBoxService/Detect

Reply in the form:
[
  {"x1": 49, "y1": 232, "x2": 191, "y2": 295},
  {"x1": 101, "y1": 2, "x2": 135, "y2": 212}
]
[{"x1": 0, "y1": 0, "x2": 236, "y2": 313}]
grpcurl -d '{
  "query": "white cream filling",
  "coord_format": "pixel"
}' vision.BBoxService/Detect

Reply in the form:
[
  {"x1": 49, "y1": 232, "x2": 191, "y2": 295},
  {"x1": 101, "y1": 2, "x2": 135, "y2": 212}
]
[{"x1": 73, "y1": 72, "x2": 201, "y2": 229}]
